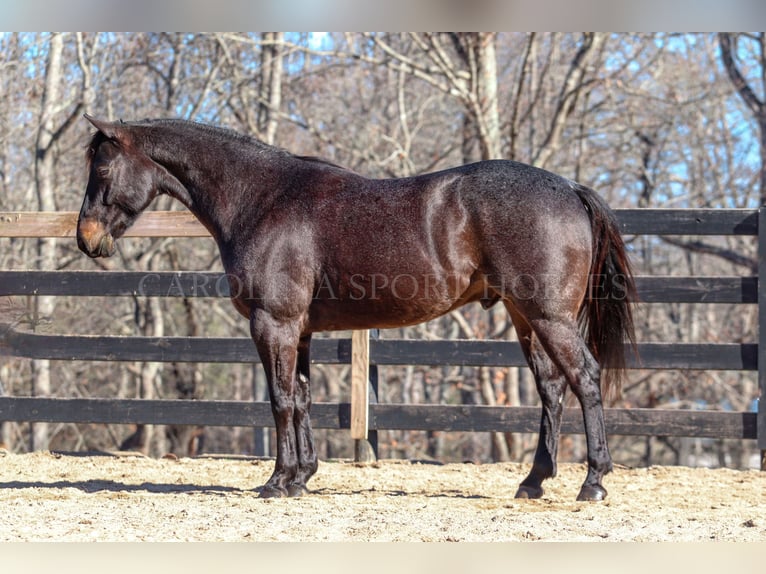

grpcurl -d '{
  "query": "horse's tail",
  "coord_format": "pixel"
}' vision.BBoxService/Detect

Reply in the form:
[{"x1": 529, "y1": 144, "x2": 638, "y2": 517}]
[{"x1": 572, "y1": 183, "x2": 637, "y2": 399}]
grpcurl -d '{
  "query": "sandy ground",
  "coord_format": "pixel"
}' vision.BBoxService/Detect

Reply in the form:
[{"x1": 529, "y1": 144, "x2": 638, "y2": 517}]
[{"x1": 0, "y1": 449, "x2": 765, "y2": 542}]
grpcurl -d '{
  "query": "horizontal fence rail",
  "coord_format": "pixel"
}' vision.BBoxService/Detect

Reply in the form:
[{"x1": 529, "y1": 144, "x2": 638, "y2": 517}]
[
  {"x1": 0, "y1": 398, "x2": 757, "y2": 440},
  {"x1": 0, "y1": 211, "x2": 206, "y2": 237},
  {"x1": 1, "y1": 208, "x2": 765, "y2": 458},
  {"x1": 0, "y1": 270, "x2": 758, "y2": 304},
  {"x1": 0, "y1": 325, "x2": 759, "y2": 370},
  {"x1": 0, "y1": 208, "x2": 760, "y2": 237}
]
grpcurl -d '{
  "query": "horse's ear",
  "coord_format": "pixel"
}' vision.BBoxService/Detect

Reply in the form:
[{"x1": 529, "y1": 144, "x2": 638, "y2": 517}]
[{"x1": 84, "y1": 114, "x2": 128, "y2": 143}]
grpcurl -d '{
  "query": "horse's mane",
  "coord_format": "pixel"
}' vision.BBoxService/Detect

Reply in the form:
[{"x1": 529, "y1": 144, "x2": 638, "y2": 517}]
[
  {"x1": 293, "y1": 154, "x2": 356, "y2": 173},
  {"x1": 85, "y1": 117, "x2": 356, "y2": 174}
]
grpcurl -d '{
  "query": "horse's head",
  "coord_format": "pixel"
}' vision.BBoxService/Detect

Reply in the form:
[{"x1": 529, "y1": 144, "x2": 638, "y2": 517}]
[{"x1": 77, "y1": 114, "x2": 162, "y2": 258}]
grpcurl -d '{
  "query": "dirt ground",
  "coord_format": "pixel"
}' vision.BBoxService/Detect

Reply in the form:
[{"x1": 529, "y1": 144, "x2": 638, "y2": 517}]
[{"x1": 0, "y1": 449, "x2": 764, "y2": 542}]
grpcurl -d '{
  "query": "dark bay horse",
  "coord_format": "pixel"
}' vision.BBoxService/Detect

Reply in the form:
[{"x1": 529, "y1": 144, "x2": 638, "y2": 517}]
[{"x1": 77, "y1": 115, "x2": 636, "y2": 501}]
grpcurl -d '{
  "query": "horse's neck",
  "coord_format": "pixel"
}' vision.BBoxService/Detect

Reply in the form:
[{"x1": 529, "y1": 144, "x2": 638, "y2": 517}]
[{"x1": 146, "y1": 130, "x2": 274, "y2": 242}]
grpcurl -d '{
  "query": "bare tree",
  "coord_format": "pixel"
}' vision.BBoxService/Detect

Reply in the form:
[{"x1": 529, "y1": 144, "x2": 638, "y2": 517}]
[
  {"x1": 0, "y1": 32, "x2": 761, "y2": 468},
  {"x1": 531, "y1": 33, "x2": 607, "y2": 169},
  {"x1": 31, "y1": 33, "x2": 68, "y2": 450},
  {"x1": 259, "y1": 32, "x2": 284, "y2": 145},
  {"x1": 719, "y1": 33, "x2": 766, "y2": 203}
]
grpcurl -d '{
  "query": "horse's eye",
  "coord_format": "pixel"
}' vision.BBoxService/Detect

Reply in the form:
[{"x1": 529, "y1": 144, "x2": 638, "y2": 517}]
[{"x1": 96, "y1": 165, "x2": 111, "y2": 179}]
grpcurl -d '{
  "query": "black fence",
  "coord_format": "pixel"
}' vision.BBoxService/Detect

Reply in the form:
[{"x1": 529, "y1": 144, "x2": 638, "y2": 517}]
[{"x1": 0, "y1": 208, "x2": 764, "y2": 462}]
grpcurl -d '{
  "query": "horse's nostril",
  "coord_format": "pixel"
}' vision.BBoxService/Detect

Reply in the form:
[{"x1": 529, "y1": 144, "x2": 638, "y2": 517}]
[
  {"x1": 99, "y1": 234, "x2": 115, "y2": 257},
  {"x1": 76, "y1": 233, "x2": 87, "y2": 253},
  {"x1": 77, "y1": 218, "x2": 111, "y2": 257}
]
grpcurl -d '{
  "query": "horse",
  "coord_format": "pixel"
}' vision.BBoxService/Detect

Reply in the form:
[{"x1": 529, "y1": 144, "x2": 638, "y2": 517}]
[{"x1": 76, "y1": 114, "x2": 636, "y2": 501}]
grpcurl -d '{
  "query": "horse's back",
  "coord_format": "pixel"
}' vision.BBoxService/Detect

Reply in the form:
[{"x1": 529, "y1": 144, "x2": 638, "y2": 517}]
[
  {"x1": 302, "y1": 159, "x2": 594, "y2": 331},
  {"x1": 310, "y1": 158, "x2": 594, "y2": 282}
]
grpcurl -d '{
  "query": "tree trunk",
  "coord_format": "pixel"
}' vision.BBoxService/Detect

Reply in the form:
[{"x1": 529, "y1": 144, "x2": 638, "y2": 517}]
[
  {"x1": 478, "y1": 366, "x2": 510, "y2": 461},
  {"x1": 259, "y1": 32, "x2": 284, "y2": 145},
  {"x1": 447, "y1": 32, "x2": 502, "y2": 161},
  {"x1": 121, "y1": 285, "x2": 166, "y2": 455},
  {"x1": 473, "y1": 32, "x2": 501, "y2": 160},
  {"x1": 252, "y1": 364, "x2": 270, "y2": 456},
  {"x1": 718, "y1": 33, "x2": 766, "y2": 203},
  {"x1": 30, "y1": 32, "x2": 65, "y2": 451}
]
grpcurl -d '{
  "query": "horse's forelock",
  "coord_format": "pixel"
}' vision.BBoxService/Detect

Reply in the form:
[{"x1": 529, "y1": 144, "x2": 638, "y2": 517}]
[
  {"x1": 85, "y1": 130, "x2": 108, "y2": 169},
  {"x1": 85, "y1": 139, "x2": 97, "y2": 171}
]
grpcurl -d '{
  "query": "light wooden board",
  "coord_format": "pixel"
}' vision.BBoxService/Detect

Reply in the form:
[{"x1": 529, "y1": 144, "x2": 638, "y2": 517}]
[
  {"x1": 350, "y1": 329, "x2": 370, "y2": 439},
  {"x1": 0, "y1": 211, "x2": 209, "y2": 237}
]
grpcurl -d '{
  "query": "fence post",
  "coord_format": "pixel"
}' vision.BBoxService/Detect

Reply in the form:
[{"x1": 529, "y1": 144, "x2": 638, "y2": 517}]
[
  {"x1": 351, "y1": 329, "x2": 369, "y2": 435},
  {"x1": 759, "y1": 207, "x2": 766, "y2": 470},
  {"x1": 351, "y1": 329, "x2": 378, "y2": 462}
]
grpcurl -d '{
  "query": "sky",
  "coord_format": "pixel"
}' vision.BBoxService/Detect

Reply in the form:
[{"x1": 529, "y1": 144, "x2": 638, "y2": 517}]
[{"x1": 2, "y1": 0, "x2": 765, "y2": 32}]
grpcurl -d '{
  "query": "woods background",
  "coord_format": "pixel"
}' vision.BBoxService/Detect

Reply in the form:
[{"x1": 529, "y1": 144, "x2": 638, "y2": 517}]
[{"x1": 1, "y1": 32, "x2": 764, "y2": 468}]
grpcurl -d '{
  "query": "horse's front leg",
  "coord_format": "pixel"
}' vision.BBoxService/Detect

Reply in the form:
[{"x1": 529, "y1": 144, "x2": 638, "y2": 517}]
[
  {"x1": 250, "y1": 308, "x2": 301, "y2": 498},
  {"x1": 287, "y1": 334, "x2": 318, "y2": 497}
]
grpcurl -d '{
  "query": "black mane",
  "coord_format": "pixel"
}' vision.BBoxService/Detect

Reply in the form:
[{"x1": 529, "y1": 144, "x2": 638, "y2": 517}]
[
  {"x1": 132, "y1": 118, "x2": 280, "y2": 154},
  {"x1": 87, "y1": 117, "x2": 354, "y2": 172}
]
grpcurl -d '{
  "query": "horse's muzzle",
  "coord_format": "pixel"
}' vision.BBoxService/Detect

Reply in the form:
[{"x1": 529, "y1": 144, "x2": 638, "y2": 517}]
[{"x1": 77, "y1": 218, "x2": 115, "y2": 258}]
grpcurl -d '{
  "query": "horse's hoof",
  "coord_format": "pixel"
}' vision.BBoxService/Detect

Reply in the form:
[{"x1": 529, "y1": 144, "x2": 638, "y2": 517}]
[
  {"x1": 515, "y1": 485, "x2": 544, "y2": 499},
  {"x1": 287, "y1": 483, "x2": 308, "y2": 497},
  {"x1": 259, "y1": 485, "x2": 288, "y2": 499},
  {"x1": 576, "y1": 484, "x2": 607, "y2": 502}
]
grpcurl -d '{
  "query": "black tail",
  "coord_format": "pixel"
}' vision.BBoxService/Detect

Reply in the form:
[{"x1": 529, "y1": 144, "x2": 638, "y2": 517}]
[{"x1": 572, "y1": 184, "x2": 637, "y2": 398}]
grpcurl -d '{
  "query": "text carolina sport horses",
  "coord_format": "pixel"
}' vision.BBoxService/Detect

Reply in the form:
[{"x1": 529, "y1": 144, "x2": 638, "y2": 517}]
[{"x1": 77, "y1": 115, "x2": 636, "y2": 501}]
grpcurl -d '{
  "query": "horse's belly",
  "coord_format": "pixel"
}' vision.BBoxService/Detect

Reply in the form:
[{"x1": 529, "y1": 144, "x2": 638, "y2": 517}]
[
  {"x1": 306, "y1": 300, "x2": 450, "y2": 331},
  {"x1": 306, "y1": 270, "x2": 483, "y2": 332}
]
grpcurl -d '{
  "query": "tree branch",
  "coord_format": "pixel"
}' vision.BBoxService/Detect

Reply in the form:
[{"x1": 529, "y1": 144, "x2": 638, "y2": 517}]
[
  {"x1": 533, "y1": 33, "x2": 606, "y2": 169},
  {"x1": 661, "y1": 236, "x2": 756, "y2": 273},
  {"x1": 718, "y1": 33, "x2": 764, "y2": 117}
]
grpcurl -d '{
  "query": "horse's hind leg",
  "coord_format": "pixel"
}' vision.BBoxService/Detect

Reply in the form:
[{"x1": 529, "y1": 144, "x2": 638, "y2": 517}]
[
  {"x1": 507, "y1": 305, "x2": 568, "y2": 499},
  {"x1": 288, "y1": 335, "x2": 318, "y2": 497},
  {"x1": 525, "y1": 315, "x2": 612, "y2": 501}
]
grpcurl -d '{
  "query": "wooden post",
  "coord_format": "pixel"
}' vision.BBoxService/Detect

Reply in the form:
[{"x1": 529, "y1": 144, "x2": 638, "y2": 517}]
[
  {"x1": 351, "y1": 329, "x2": 370, "y2": 441},
  {"x1": 351, "y1": 329, "x2": 379, "y2": 462},
  {"x1": 759, "y1": 207, "x2": 766, "y2": 470}
]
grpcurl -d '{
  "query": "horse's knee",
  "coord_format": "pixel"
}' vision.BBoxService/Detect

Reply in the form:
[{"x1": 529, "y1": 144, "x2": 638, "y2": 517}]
[
  {"x1": 538, "y1": 376, "x2": 567, "y2": 406},
  {"x1": 270, "y1": 397, "x2": 295, "y2": 420}
]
